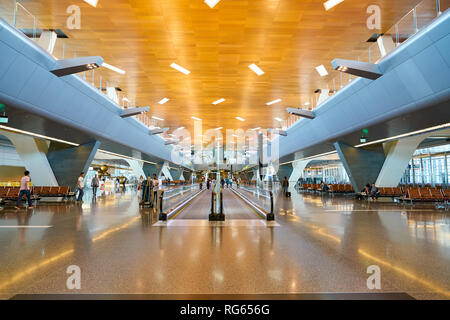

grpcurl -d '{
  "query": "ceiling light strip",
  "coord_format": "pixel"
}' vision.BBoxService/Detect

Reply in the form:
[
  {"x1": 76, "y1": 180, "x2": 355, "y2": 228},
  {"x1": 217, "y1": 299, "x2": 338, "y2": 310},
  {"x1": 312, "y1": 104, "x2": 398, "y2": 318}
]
[
  {"x1": 102, "y1": 62, "x2": 126, "y2": 75},
  {"x1": 248, "y1": 64, "x2": 264, "y2": 76},
  {"x1": 170, "y1": 62, "x2": 190, "y2": 75}
]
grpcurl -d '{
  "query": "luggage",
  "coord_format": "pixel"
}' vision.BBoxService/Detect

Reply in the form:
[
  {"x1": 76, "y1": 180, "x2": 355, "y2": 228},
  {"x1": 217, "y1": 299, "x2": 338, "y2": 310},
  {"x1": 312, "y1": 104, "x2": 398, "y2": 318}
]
[{"x1": 286, "y1": 191, "x2": 291, "y2": 197}]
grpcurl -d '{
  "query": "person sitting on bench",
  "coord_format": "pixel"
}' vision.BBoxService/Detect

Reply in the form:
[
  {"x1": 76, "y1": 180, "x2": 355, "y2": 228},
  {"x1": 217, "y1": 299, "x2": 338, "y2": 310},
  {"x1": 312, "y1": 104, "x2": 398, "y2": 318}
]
[
  {"x1": 356, "y1": 184, "x2": 371, "y2": 200},
  {"x1": 370, "y1": 183, "x2": 380, "y2": 200},
  {"x1": 320, "y1": 182, "x2": 329, "y2": 192}
]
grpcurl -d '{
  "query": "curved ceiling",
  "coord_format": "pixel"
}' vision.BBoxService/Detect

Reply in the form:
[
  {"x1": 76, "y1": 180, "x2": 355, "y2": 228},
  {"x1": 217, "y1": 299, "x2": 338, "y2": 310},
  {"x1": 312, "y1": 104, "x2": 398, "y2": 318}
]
[{"x1": 19, "y1": 0, "x2": 423, "y2": 133}]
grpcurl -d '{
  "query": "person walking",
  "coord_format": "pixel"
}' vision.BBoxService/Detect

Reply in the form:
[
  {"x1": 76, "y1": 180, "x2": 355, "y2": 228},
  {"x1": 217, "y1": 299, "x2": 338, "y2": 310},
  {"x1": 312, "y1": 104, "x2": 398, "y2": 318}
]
[
  {"x1": 15, "y1": 170, "x2": 34, "y2": 209},
  {"x1": 77, "y1": 172, "x2": 85, "y2": 202},
  {"x1": 282, "y1": 176, "x2": 289, "y2": 197},
  {"x1": 91, "y1": 174, "x2": 99, "y2": 197},
  {"x1": 151, "y1": 174, "x2": 159, "y2": 204}
]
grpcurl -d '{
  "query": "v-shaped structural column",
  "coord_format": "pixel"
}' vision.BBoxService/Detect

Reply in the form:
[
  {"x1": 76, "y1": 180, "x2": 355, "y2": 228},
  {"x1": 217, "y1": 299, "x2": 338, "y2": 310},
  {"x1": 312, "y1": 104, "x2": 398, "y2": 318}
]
[
  {"x1": 47, "y1": 141, "x2": 101, "y2": 189},
  {"x1": 334, "y1": 142, "x2": 386, "y2": 192}
]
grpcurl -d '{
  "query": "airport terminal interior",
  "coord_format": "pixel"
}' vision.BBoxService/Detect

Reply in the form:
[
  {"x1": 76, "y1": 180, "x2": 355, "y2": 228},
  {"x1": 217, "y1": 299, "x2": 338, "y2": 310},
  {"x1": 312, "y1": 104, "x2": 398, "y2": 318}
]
[{"x1": 0, "y1": 0, "x2": 449, "y2": 301}]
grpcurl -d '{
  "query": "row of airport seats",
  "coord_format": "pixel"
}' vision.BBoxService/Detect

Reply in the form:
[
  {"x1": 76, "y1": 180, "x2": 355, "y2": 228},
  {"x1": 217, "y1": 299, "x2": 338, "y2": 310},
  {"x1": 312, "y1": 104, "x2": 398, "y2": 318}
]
[
  {"x1": 297, "y1": 184, "x2": 450, "y2": 202},
  {"x1": 300, "y1": 184, "x2": 354, "y2": 194},
  {"x1": 161, "y1": 180, "x2": 189, "y2": 186},
  {"x1": 0, "y1": 186, "x2": 73, "y2": 201},
  {"x1": 401, "y1": 187, "x2": 450, "y2": 202}
]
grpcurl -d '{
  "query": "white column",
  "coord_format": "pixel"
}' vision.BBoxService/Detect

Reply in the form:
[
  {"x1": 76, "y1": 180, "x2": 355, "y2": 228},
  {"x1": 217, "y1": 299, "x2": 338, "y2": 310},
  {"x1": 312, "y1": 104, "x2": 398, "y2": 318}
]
[
  {"x1": 289, "y1": 160, "x2": 310, "y2": 182},
  {"x1": 125, "y1": 159, "x2": 145, "y2": 179},
  {"x1": 159, "y1": 161, "x2": 173, "y2": 180},
  {"x1": 37, "y1": 30, "x2": 58, "y2": 54},
  {"x1": 376, "y1": 133, "x2": 430, "y2": 187},
  {"x1": 1, "y1": 130, "x2": 58, "y2": 186}
]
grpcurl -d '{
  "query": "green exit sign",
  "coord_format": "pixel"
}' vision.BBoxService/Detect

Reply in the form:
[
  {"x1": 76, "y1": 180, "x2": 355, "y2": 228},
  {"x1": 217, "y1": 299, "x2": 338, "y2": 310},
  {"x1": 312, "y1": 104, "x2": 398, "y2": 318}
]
[{"x1": 0, "y1": 116, "x2": 8, "y2": 123}]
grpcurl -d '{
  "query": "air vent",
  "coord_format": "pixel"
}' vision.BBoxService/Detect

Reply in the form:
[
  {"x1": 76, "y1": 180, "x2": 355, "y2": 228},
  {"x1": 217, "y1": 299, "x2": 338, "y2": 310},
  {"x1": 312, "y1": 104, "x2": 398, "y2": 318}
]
[{"x1": 20, "y1": 28, "x2": 69, "y2": 38}]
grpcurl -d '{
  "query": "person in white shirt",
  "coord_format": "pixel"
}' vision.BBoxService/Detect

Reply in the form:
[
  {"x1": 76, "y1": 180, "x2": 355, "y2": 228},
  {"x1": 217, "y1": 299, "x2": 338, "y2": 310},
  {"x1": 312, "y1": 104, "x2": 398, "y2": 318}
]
[
  {"x1": 15, "y1": 170, "x2": 34, "y2": 209},
  {"x1": 77, "y1": 172, "x2": 85, "y2": 202},
  {"x1": 151, "y1": 174, "x2": 159, "y2": 203}
]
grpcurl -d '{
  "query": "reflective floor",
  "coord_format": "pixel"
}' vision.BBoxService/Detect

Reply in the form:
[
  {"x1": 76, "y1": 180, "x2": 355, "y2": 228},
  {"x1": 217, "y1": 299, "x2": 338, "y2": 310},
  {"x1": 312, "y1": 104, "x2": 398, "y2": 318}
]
[{"x1": 0, "y1": 186, "x2": 449, "y2": 299}]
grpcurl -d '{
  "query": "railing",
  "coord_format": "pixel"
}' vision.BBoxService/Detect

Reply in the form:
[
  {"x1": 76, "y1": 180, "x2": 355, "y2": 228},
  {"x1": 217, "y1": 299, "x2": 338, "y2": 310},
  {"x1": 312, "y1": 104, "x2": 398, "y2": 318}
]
[
  {"x1": 0, "y1": 0, "x2": 163, "y2": 133},
  {"x1": 232, "y1": 184, "x2": 275, "y2": 220},
  {"x1": 282, "y1": 0, "x2": 450, "y2": 131},
  {"x1": 161, "y1": 184, "x2": 199, "y2": 215}
]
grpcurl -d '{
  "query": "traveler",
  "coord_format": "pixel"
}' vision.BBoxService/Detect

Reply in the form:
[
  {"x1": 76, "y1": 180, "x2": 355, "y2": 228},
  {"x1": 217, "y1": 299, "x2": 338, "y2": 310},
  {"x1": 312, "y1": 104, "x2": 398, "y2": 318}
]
[
  {"x1": 370, "y1": 183, "x2": 380, "y2": 200},
  {"x1": 91, "y1": 174, "x2": 99, "y2": 196},
  {"x1": 77, "y1": 172, "x2": 85, "y2": 202},
  {"x1": 152, "y1": 173, "x2": 159, "y2": 202},
  {"x1": 15, "y1": 170, "x2": 34, "y2": 209},
  {"x1": 282, "y1": 177, "x2": 289, "y2": 196}
]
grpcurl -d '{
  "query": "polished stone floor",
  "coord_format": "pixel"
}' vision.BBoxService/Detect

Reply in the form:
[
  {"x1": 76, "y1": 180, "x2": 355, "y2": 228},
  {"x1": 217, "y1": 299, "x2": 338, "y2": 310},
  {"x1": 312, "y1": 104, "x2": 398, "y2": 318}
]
[{"x1": 0, "y1": 185, "x2": 449, "y2": 299}]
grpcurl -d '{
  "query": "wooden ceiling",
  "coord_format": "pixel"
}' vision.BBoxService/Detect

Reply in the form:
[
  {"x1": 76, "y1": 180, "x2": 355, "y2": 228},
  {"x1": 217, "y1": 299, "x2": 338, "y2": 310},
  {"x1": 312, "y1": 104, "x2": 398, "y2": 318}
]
[{"x1": 18, "y1": 0, "x2": 422, "y2": 134}]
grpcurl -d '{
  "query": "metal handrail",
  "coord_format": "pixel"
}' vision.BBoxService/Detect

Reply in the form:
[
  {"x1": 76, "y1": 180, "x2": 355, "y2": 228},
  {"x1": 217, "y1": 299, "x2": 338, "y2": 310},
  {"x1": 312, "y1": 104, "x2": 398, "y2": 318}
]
[
  {"x1": 158, "y1": 190, "x2": 166, "y2": 221},
  {"x1": 216, "y1": 189, "x2": 225, "y2": 221},
  {"x1": 267, "y1": 191, "x2": 274, "y2": 221},
  {"x1": 209, "y1": 191, "x2": 216, "y2": 221}
]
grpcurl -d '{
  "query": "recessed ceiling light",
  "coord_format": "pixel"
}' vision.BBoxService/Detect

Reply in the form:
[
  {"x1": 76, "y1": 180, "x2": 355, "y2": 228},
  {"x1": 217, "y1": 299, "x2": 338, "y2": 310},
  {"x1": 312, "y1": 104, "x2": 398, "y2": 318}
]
[
  {"x1": 214, "y1": 127, "x2": 223, "y2": 130},
  {"x1": 251, "y1": 127, "x2": 261, "y2": 131},
  {"x1": 170, "y1": 62, "x2": 190, "y2": 75},
  {"x1": 266, "y1": 99, "x2": 282, "y2": 106},
  {"x1": 191, "y1": 116, "x2": 202, "y2": 121},
  {"x1": 204, "y1": 0, "x2": 221, "y2": 8},
  {"x1": 152, "y1": 116, "x2": 164, "y2": 121},
  {"x1": 274, "y1": 117, "x2": 283, "y2": 122},
  {"x1": 122, "y1": 97, "x2": 129, "y2": 102},
  {"x1": 304, "y1": 102, "x2": 310, "y2": 106},
  {"x1": 212, "y1": 98, "x2": 226, "y2": 105},
  {"x1": 236, "y1": 117, "x2": 245, "y2": 121},
  {"x1": 232, "y1": 134, "x2": 238, "y2": 137},
  {"x1": 248, "y1": 64, "x2": 264, "y2": 76},
  {"x1": 176, "y1": 127, "x2": 184, "y2": 130},
  {"x1": 316, "y1": 65, "x2": 328, "y2": 77},
  {"x1": 323, "y1": 0, "x2": 344, "y2": 11},
  {"x1": 83, "y1": 0, "x2": 98, "y2": 7},
  {"x1": 158, "y1": 98, "x2": 169, "y2": 104},
  {"x1": 102, "y1": 62, "x2": 126, "y2": 75}
]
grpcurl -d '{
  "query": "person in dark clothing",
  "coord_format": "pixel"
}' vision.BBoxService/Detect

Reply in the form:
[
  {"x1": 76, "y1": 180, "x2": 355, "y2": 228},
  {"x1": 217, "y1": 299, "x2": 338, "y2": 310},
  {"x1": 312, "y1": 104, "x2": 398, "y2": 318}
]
[
  {"x1": 370, "y1": 183, "x2": 380, "y2": 200},
  {"x1": 282, "y1": 177, "x2": 289, "y2": 196},
  {"x1": 356, "y1": 184, "x2": 371, "y2": 200}
]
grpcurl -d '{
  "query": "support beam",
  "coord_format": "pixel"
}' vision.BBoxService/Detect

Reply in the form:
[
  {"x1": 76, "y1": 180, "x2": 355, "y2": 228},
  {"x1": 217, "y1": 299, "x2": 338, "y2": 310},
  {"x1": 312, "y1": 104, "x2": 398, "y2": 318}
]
[
  {"x1": 182, "y1": 170, "x2": 192, "y2": 181},
  {"x1": 331, "y1": 58, "x2": 383, "y2": 80},
  {"x1": 276, "y1": 164, "x2": 294, "y2": 182},
  {"x1": 120, "y1": 106, "x2": 149, "y2": 118},
  {"x1": 289, "y1": 160, "x2": 311, "y2": 182},
  {"x1": 50, "y1": 56, "x2": 103, "y2": 77},
  {"x1": 125, "y1": 159, "x2": 146, "y2": 179},
  {"x1": 143, "y1": 162, "x2": 163, "y2": 178},
  {"x1": 376, "y1": 133, "x2": 430, "y2": 187},
  {"x1": 286, "y1": 108, "x2": 316, "y2": 119},
  {"x1": 150, "y1": 128, "x2": 169, "y2": 135},
  {"x1": 1, "y1": 130, "x2": 58, "y2": 186},
  {"x1": 160, "y1": 161, "x2": 173, "y2": 180},
  {"x1": 334, "y1": 142, "x2": 385, "y2": 192},
  {"x1": 47, "y1": 141, "x2": 101, "y2": 189}
]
